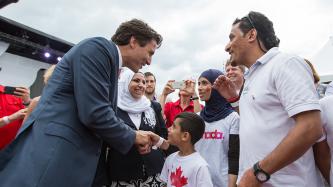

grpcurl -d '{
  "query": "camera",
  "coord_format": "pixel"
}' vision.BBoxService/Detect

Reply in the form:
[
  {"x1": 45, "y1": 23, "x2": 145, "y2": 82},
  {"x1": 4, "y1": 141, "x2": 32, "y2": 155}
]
[
  {"x1": 172, "y1": 81, "x2": 184, "y2": 89},
  {"x1": 4, "y1": 86, "x2": 16, "y2": 95}
]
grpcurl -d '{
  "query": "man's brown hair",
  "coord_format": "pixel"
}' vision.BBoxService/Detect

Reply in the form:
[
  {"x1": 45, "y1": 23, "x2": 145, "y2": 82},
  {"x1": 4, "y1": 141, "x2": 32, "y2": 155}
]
[
  {"x1": 112, "y1": 19, "x2": 162, "y2": 48},
  {"x1": 225, "y1": 59, "x2": 246, "y2": 73}
]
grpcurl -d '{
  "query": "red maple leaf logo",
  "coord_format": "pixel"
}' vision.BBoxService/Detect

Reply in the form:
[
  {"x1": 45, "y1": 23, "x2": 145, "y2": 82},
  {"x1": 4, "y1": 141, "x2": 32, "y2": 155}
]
[{"x1": 170, "y1": 166, "x2": 188, "y2": 187}]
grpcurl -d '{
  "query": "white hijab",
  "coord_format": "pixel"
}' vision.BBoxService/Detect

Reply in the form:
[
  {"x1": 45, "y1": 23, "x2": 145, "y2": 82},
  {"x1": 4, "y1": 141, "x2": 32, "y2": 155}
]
[
  {"x1": 117, "y1": 67, "x2": 157, "y2": 128},
  {"x1": 117, "y1": 67, "x2": 151, "y2": 113}
]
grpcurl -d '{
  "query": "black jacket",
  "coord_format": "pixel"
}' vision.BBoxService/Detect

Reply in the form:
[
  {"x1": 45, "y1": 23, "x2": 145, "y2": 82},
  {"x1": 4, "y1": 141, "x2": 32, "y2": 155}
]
[{"x1": 107, "y1": 101, "x2": 167, "y2": 181}]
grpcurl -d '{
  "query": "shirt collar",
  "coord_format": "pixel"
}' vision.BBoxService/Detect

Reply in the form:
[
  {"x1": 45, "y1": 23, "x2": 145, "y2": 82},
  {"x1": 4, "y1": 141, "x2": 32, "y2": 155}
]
[
  {"x1": 256, "y1": 47, "x2": 280, "y2": 65},
  {"x1": 244, "y1": 47, "x2": 280, "y2": 78},
  {"x1": 115, "y1": 45, "x2": 123, "y2": 69}
]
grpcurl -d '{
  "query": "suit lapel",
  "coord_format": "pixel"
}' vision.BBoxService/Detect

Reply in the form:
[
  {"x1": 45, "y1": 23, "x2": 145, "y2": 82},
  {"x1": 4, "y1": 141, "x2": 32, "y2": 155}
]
[{"x1": 109, "y1": 44, "x2": 119, "y2": 114}]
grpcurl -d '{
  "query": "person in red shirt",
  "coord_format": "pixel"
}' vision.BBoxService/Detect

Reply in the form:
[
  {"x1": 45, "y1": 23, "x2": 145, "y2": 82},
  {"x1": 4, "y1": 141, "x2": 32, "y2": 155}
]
[
  {"x1": 159, "y1": 80, "x2": 202, "y2": 128},
  {"x1": 0, "y1": 85, "x2": 30, "y2": 149}
]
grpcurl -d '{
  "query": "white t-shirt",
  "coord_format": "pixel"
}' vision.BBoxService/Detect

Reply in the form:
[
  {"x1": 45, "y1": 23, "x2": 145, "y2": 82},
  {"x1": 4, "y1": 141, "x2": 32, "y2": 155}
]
[
  {"x1": 320, "y1": 96, "x2": 333, "y2": 187},
  {"x1": 195, "y1": 112, "x2": 239, "y2": 187},
  {"x1": 238, "y1": 47, "x2": 323, "y2": 187},
  {"x1": 160, "y1": 151, "x2": 213, "y2": 187}
]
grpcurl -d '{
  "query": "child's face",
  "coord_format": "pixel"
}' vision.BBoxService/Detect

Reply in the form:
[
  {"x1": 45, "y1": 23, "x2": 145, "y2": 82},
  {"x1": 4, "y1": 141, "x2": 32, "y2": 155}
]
[{"x1": 167, "y1": 118, "x2": 184, "y2": 146}]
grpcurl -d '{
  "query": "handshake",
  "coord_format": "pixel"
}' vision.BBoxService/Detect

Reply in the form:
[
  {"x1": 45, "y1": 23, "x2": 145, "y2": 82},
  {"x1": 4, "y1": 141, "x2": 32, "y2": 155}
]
[{"x1": 135, "y1": 130, "x2": 169, "y2": 154}]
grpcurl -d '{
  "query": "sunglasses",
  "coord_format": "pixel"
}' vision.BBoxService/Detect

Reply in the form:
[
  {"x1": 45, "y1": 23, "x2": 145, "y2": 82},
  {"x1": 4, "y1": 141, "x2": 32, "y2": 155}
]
[{"x1": 245, "y1": 14, "x2": 257, "y2": 30}]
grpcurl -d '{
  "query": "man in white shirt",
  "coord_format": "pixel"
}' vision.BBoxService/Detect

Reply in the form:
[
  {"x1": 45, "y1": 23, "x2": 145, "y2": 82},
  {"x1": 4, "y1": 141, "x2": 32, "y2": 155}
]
[{"x1": 214, "y1": 11, "x2": 323, "y2": 187}]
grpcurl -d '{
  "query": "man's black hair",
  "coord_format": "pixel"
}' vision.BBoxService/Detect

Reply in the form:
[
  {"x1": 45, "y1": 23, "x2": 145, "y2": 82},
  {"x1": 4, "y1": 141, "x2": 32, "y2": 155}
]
[{"x1": 233, "y1": 11, "x2": 280, "y2": 51}]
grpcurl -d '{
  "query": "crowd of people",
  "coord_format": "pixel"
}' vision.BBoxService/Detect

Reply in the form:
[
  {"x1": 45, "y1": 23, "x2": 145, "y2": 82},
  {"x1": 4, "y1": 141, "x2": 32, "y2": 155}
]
[{"x1": 1, "y1": 11, "x2": 333, "y2": 187}]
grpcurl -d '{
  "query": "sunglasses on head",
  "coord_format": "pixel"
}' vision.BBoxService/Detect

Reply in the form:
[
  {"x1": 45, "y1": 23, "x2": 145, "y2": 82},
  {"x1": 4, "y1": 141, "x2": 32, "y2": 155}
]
[{"x1": 243, "y1": 14, "x2": 267, "y2": 53}]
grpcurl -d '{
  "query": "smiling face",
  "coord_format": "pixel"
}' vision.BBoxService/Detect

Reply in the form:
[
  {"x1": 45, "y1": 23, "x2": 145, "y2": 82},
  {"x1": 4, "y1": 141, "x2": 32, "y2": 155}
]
[
  {"x1": 225, "y1": 22, "x2": 250, "y2": 67},
  {"x1": 126, "y1": 38, "x2": 158, "y2": 73},
  {"x1": 128, "y1": 73, "x2": 146, "y2": 99},
  {"x1": 198, "y1": 77, "x2": 212, "y2": 102},
  {"x1": 145, "y1": 75, "x2": 156, "y2": 95},
  {"x1": 225, "y1": 65, "x2": 244, "y2": 83}
]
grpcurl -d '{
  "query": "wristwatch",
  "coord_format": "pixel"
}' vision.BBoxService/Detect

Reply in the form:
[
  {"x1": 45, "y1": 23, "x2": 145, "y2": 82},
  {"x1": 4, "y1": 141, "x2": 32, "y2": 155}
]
[{"x1": 253, "y1": 161, "x2": 270, "y2": 183}]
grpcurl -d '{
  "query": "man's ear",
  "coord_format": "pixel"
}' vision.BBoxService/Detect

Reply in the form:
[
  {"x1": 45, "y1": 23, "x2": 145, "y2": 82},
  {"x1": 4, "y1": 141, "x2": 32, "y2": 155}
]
[
  {"x1": 129, "y1": 36, "x2": 137, "y2": 48},
  {"x1": 247, "y1": 29, "x2": 257, "y2": 43}
]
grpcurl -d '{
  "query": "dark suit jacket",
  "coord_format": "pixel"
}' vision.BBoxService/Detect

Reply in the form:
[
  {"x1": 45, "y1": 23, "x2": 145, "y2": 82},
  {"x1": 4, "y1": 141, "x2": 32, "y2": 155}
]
[
  {"x1": 107, "y1": 101, "x2": 167, "y2": 181},
  {"x1": 0, "y1": 37, "x2": 136, "y2": 187}
]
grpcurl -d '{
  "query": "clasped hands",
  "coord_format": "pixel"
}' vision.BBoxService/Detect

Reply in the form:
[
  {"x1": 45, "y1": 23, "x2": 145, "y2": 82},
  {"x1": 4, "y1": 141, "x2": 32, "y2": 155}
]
[{"x1": 135, "y1": 131, "x2": 169, "y2": 154}]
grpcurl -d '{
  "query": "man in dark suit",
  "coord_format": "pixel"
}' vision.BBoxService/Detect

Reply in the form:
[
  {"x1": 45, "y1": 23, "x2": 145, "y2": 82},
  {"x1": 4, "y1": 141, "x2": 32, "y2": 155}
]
[{"x1": 0, "y1": 19, "x2": 162, "y2": 187}]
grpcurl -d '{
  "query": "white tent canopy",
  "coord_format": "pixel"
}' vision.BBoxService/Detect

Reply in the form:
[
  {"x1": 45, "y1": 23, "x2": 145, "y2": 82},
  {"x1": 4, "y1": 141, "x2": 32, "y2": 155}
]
[{"x1": 311, "y1": 36, "x2": 333, "y2": 82}]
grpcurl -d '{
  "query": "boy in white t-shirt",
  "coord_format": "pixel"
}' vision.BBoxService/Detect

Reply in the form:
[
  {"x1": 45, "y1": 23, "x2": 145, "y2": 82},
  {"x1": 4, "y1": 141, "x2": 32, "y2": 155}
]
[{"x1": 152, "y1": 112, "x2": 213, "y2": 187}]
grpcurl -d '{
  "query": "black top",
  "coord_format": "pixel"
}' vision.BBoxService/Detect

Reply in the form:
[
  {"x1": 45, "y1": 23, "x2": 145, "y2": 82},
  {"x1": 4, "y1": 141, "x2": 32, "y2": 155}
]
[
  {"x1": 228, "y1": 134, "x2": 239, "y2": 175},
  {"x1": 107, "y1": 101, "x2": 167, "y2": 181}
]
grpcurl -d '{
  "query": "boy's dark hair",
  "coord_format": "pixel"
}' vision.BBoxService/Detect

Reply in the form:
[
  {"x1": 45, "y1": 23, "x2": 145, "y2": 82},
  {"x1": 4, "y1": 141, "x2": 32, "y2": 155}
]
[
  {"x1": 112, "y1": 19, "x2": 163, "y2": 48},
  {"x1": 233, "y1": 11, "x2": 280, "y2": 51},
  {"x1": 174, "y1": 112, "x2": 205, "y2": 145},
  {"x1": 144, "y1": 72, "x2": 156, "y2": 81}
]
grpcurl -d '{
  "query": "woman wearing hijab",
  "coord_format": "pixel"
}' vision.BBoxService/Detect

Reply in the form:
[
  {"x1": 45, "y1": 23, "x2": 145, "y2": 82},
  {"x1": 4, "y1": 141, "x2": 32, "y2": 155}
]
[
  {"x1": 195, "y1": 69, "x2": 240, "y2": 187},
  {"x1": 107, "y1": 67, "x2": 167, "y2": 187}
]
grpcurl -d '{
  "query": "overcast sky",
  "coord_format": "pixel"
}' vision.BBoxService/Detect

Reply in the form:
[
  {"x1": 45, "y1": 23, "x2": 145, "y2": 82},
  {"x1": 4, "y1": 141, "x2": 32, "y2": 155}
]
[{"x1": 1, "y1": 0, "x2": 333, "y2": 96}]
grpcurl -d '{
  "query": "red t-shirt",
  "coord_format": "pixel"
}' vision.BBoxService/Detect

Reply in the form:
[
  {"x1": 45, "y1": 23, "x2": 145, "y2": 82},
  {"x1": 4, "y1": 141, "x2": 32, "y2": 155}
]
[
  {"x1": 0, "y1": 85, "x2": 25, "y2": 149},
  {"x1": 164, "y1": 99, "x2": 202, "y2": 128}
]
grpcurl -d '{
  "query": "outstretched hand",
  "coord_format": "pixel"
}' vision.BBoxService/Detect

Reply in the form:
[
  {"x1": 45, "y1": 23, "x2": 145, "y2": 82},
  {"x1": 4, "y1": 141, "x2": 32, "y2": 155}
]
[
  {"x1": 11, "y1": 108, "x2": 28, "y2": 120},
  {"x1": 148, "y1": 131, "x2": 161, "y2": 144},
  {"x1": 135, "y1": 131, "x2": 170, "y2": 154},
  {"x1": 162, "y1": 80, "x2": 175, "y2": 96},
  {"x1": 147, "y1": 131, "x2": 170, "y2": 150},
  {"x1": 213, "y1": 75, "x2": 238, "y2": 100}
]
